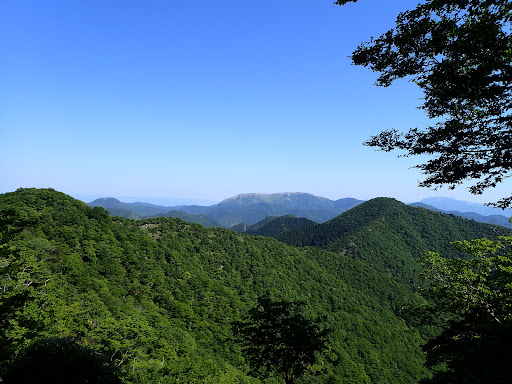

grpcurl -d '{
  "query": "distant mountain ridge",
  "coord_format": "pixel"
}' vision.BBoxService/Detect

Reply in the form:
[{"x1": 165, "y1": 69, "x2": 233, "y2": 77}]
[
  {"x1": 88, "y1": 193, "x2": 365, "y2": 227},
  {"x1": 410, "y1": 202, "x2": 511, "y2": 228},
  {"x1": 219, "y1": 192, "x2": 333, "y2": 209},
  {"x1": 198, "y1": 193, "x2": 364, "y2": 227},
  {"x1": 419, "y1": 197, "x2": 512, "y2": 216},
  {"x1": 88, "y1": 193, "x2": 512, "y2": 229},
  {"x1": 88, "y1": 197, "x2": 170, "y2": 218},
  {"x1": 410, "y1": 197, "x2": 512, "y2": 228},
  {"x1": 87, "y1": 198, "x2": 223, "y2": 227}
]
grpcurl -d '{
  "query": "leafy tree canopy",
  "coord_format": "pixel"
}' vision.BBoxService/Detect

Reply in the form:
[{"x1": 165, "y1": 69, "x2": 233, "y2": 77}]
[
  {"x1": 336, "y1": 0, "x2": 512, "y2": 208},
  {"x1": 415, "y1": 236, "x2": 512, "y2": 383}
]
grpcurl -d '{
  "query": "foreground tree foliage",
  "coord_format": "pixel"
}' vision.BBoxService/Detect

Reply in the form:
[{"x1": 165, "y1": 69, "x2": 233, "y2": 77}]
[
  {"x1": 235, "y1": 297, "x2": 328, "y2": 384},
  {"x1": 336, "y1": 0, "x2": 512, "y2": 208},
  {"x1": 416, "y1": 236, "x2": 512, "y2": 383}
]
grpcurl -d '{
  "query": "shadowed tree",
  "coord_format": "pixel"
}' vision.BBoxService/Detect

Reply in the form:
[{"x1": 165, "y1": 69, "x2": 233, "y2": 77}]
[
  {"x1": 1, "y1": 337, "x2": 121, "y2": 384},
  {"x1": 335, "y1": 0, "x2": 512, "y2": 208},
  {"x1": 414, "y1": 237, "x2": 512, "y2": 383},
  {"x1": 235, "y1": 297, "x2": 328, "y2": 384}
]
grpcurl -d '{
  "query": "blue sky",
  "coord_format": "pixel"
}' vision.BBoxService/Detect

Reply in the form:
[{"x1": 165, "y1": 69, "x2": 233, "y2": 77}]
[{"x1": 2, "y1": 0, "x2": 510, "y2": 205}]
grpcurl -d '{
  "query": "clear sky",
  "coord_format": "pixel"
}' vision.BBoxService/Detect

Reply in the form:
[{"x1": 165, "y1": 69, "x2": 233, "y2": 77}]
[{"x1": 2, "y1": 0, "x2": 510, "y2": 205}]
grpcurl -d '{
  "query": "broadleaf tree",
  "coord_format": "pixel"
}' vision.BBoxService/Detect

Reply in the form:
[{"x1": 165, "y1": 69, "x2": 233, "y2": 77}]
[
  {"x1": 335, "y1": 0, "x2": 512, "y2": 208},
  {"x1": 415, "y1": 237, "x2": 512, "y2": 383},
  {"x1": 234, "y1": 297, "x2": 328, "y2": 384}
]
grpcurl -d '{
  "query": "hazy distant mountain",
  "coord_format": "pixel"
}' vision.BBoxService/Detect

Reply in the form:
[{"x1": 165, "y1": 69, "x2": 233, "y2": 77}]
[
  {"x1": 87, "y1": 194, "x2": 512, "y2": 229},
  {"x1": 88, "y1": 193, "x2": 365, "y2": 228},
  {"x1": 412, "y1": 199, "x2": 511, "y2": 227},
  {"x1": 229, "y1": 222, "x2": 250, "y2": 232},
  {"x1": 179, "y1": 193, "x2": 365, "y2": 227},
  {"x1": 76, "y1": 194, "x2": 217, "y2": 207},
  {"x1": 218, "y1": 192, "x2": 334, "y2": 210},
  {"x1": 333, "y1": 197, "x2": 364, "y2": 211},
  {"x1": 88, "y1": 198, "x2": 169, "y2": 218},
  {"x1": 88, "y1": 197, "x2": 125, "y2": 209},
  {"x1": 231, "y1": 215, "x2": 279, "y2": 233},
  {"x1": 87, "y1": 198, "x2": 223, "y2": 227},
  {"x1": 419, "y1": 197, "x2": 512, "y2": 216}
]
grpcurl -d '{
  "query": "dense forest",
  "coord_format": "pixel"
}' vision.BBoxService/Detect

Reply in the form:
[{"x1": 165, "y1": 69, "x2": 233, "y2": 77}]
[
  {"x1": 232, "y1": 215, "x2": 318, "y2": 237},
  {"x1": 1, "y1": 188, "x2": 509, "y2": 383},
  {"x1": 276, "y1": 198, "x2": 510, "y2": 291}
]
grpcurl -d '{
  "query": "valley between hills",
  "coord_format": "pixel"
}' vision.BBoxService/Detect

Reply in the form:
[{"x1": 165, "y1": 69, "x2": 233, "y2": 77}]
[{"x1": 1, "y1": 188, "x2": 511, "y2": 383}]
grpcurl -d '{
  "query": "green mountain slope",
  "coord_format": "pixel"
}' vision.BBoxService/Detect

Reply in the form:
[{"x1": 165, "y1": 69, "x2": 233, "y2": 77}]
[
  {"x1": 237, "y1": 215, "x2": 318, "y2": 238},
  {"x1": 229, "y1": 222, "x2": 250, "y2": 233},
  {"x1": 154, "y1": 210, "x2": 224, "y2": 228},
  {"x1": 1, "y1": 189, "x2": 427, "y2": 383},
  {"x1": 277, "y1": 197, "x2": 510, "y2": 290}
]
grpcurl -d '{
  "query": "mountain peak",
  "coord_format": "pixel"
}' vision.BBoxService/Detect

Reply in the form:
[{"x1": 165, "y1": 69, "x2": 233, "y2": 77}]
[
  {"x1": 87, "y1": 197, "x2": 126, "y2": 210},
  {"x1": 220, "y1": 192, "x2": 321, "y2": 204}
]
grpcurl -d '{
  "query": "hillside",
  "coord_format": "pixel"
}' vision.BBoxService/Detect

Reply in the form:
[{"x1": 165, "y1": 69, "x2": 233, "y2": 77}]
[
  {"x1": 1, "y1": 188, "x2": 428, "y2": 383},
  {"x1": 277, "y1": 197, "x2": 510, "y2": 290},
  {"x1": 152, "y1": 210, "x2": 224, "y2": 228},
  {"x1": 233, "y1": 215, "x2": 318, "y2": 238}
]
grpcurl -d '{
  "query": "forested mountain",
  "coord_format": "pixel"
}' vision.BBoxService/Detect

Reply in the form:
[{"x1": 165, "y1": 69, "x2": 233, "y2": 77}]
[
  {"x1": 153, "y1": 210, "x2": 224, "y2": 228},
  {"x1": 2, "y1": 188, "x2": 429, "y2": 383},
  {"x1": 217, "y1": 193, "x2": 355, "y2": 211},
  {"x1": 232, "y1": 215, "x2": 318, "y2": 237},
  {"x1": 277, "y1": 198, "x2": 510, "y2": 290},
  {"x1": 6, "y1": 189, "x2": 508, "y2": 382}
]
